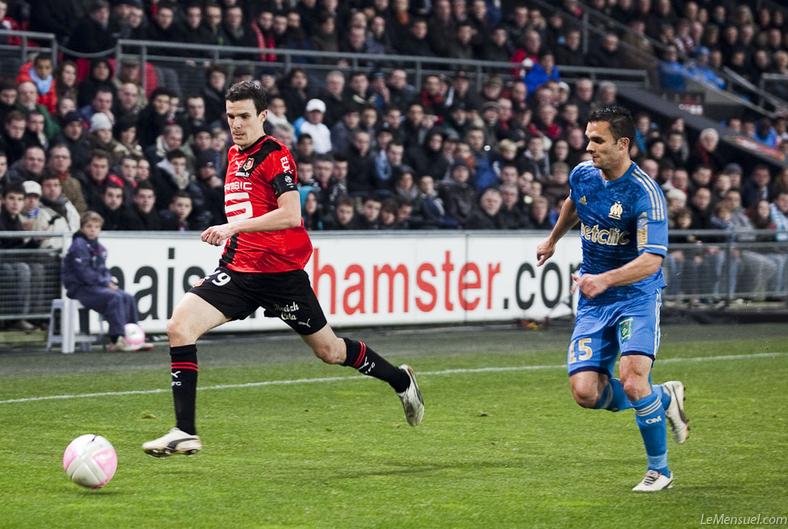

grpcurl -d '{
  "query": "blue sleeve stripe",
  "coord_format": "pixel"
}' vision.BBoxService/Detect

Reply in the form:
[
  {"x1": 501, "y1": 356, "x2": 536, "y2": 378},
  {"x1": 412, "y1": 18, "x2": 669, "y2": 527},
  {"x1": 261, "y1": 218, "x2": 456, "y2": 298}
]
[{"x1": 633, "y1": 169, "x2": 665, "y2": 221}]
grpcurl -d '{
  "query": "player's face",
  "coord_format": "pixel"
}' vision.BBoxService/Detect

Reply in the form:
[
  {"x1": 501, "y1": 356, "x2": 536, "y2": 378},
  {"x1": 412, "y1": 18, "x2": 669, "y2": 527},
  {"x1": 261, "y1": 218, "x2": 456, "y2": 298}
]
[
  {"x1": 585, "y1": 121, "x2": 626, "y2": 172},
  {"x1": 226, "y1": 99, "x2": 266, "y2": 149}
]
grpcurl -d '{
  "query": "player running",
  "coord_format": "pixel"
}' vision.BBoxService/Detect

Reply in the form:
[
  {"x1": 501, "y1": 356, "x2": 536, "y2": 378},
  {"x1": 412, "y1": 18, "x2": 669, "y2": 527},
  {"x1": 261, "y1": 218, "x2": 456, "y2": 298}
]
[
  {"x1": 143, "y1": 81, "x2": 423, "y2": 457},
  {"x1": 536, "y1": 106, "x2": 689, "y2": 492}
]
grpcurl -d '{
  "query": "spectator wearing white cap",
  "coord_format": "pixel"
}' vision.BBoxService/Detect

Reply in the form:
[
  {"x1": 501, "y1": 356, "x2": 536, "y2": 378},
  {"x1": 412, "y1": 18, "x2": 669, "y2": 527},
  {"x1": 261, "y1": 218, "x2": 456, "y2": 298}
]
[
  {"x1": 20, "y1": 180, "x2": 43, "y2": 230},
  {"x1": 294, "y1": 99, "x2": 332, "y2": 154},
  {"x1": 87, "y1": 112, "x2": 125, "y2": 163}
]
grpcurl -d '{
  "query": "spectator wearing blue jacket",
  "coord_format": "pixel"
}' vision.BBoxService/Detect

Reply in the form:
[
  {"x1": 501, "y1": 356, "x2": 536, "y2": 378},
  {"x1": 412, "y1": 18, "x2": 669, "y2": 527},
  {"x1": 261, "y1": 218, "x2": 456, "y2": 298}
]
[
  {"x1": 525, "y1": 52, "x2": 561, "y2": 96},
  {"x1": 659, "y1": 45, "x2": 688, "y2": 92},
  {"x1": 686, "y1": 47, "x2": 726, "y2": 90},
  {"x1": 62, "y1": 211, "x2": 151, "y2": 351}
]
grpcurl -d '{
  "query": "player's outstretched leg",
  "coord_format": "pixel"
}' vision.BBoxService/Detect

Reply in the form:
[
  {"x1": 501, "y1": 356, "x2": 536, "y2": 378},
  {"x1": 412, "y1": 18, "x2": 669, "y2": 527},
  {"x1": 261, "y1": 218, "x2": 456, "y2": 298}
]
[
  {"x1": 622, "y1": 355, "x2": 672, "y2": 492},
  {"x1": 303, "y1": 326, "x2": 424, "y2": 426},
  {"x1": 143, "y1": 294, "x2": 229, "y2": 457}
]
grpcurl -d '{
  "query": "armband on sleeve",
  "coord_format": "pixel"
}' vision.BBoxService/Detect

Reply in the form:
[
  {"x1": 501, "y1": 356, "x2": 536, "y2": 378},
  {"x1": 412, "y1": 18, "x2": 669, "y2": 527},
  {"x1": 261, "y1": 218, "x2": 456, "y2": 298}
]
[{"x1": 271, "y1": 172, "x2": 298, "y2": 197}]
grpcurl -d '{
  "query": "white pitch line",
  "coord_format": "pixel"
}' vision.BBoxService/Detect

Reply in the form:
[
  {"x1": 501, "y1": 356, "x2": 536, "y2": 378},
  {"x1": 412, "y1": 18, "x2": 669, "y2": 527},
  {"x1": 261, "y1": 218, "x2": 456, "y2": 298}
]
[{"x1": 0, "y1": 351, "x2": 785, "y2": 406}]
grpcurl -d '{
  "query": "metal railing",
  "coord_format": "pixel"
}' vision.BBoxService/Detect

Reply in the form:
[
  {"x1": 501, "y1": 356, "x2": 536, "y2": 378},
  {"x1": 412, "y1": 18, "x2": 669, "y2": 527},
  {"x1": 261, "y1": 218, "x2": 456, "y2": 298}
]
[
  {"x1": 663, "y1": 230, "x2": 788, "y2": 305},
  {"x1": 114, "y1": 39, "x2": 649, "y2": 97},
  {"x1": 0, "y1": 232, "x2": 67, "y2": 323}
]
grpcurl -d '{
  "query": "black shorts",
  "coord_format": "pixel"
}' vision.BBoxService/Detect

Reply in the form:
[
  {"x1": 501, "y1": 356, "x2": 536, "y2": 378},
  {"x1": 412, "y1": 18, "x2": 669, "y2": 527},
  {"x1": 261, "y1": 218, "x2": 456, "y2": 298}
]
[{"x1": 190, "y1": 266, "x2": 327, "y2": 335}]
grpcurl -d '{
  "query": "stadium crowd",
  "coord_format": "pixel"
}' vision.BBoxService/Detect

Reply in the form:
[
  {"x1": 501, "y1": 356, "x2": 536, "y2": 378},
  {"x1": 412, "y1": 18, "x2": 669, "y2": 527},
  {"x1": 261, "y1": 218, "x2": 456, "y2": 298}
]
[{"x1": 0, "y1": 0, "x2": 785, "y2": 234}]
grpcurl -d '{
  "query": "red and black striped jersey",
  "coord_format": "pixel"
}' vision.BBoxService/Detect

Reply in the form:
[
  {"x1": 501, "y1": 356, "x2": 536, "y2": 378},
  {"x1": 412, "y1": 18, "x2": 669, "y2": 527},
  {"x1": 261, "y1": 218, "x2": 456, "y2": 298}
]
[{"x1": 220, "y1": 134, "x2": 312, "y2": 273}]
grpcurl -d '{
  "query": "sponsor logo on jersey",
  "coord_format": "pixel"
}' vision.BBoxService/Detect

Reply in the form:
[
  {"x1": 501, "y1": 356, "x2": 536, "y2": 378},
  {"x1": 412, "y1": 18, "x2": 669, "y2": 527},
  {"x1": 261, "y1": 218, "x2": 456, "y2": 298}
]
[
  {"x1": 235, "y1": 157, "x2": 256, "y2": 178},
  {"x1": 580, "y1": 222, "x2": 631, "y2": 246},
  {"x1": 619, "y1": 318, "x2": 633, "y2": 342},
  {"x1": 224, "y1": 181, "x2": 253, "y2": 192},
  {"x1": 608, "y1": 201, "x2": 623, "y2": 220}
]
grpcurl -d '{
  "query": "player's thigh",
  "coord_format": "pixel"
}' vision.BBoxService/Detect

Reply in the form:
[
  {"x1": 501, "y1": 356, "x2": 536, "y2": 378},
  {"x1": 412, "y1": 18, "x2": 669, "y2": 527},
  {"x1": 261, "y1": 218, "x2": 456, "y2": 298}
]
[
  {"x1": 257, "y1": 270, "x2": 328, "y2": 337},
  {"x1": 169, "y1": 292, "x2": 230, "y2": 342},
  {"x1": 617, "y1": 290, "x2": 662, "y2": 359},
  {"x1": 567, "y1": 304, "x2": 619, "y2": 379}
]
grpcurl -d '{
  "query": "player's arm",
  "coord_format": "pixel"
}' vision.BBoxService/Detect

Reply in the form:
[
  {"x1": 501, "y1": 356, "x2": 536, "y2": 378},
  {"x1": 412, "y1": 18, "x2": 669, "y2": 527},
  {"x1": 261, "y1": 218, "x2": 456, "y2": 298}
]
[
  {"x1": 201, "y1": 191, "x2": 301, "y2": 245},
  {"x1": 574, "y1": 190, "x2": 668, "y2": 298},
  {"x1": 536, "y1": 197, "x2": 578, "y2": 266}
]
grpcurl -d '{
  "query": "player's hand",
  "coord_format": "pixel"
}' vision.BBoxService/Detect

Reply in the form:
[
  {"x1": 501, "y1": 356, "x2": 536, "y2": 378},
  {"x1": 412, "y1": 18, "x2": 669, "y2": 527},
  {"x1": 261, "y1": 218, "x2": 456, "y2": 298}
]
[
  {"x1": 536, "y1": 238, "x2": 555, "y2": 267},
  {"x1": 201, "y1": 224, "x2": 236, "y2": 246},
  {"x1": 572, "y1": 273, "x2": 611, "y2": 299}
]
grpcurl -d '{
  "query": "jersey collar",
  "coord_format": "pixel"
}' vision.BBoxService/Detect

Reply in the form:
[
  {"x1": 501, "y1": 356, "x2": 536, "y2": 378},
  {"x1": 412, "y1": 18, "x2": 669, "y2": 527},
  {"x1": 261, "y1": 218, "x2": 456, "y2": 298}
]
[{"x1": 604, "y1": 162, "x2": 636, "y2": 186}]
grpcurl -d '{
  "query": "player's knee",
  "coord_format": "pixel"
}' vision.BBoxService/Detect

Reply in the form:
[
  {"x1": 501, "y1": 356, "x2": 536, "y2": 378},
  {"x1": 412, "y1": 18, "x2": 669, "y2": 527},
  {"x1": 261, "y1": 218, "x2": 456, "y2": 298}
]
[
  {"x1": 570, "y1": 384, "x2": 599, "y2": 409},
  {"x1": 621, "y1": 373, "x2": 648, "y2": 401},
  {"x1": 312, "y1": 340, "x2": 343, "y2": 364},
  {"x1": 166, "y1": 317, "x2": 193, "y2": 344}
]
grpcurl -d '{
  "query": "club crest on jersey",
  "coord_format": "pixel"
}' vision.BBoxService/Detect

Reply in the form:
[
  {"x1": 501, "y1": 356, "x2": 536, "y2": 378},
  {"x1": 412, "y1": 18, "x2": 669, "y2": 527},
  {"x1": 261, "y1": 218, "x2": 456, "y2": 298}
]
[
  {"x1": 608, "y1": 201, "x2": 623, "y2": 220},
  {"x1": 579, "y1": 195, "x2": 587, "y2": 205},
  {"x1": 235, "y1": 157, "x2": 255, "y2": 178}
]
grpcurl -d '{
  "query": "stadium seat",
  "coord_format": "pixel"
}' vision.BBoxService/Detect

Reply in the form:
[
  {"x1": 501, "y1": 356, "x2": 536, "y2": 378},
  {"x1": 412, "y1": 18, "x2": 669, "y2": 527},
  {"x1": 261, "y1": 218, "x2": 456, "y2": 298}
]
[{"x1": 46, "y1": 298, "x2": 106, "y2": 354}]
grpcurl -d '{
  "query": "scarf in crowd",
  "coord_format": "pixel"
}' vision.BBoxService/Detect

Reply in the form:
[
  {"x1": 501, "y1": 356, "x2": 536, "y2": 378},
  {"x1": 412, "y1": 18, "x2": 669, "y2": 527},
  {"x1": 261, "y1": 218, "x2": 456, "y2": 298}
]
[{"x1": 28, "y1": 66, "x2": 53, "y2": 95}]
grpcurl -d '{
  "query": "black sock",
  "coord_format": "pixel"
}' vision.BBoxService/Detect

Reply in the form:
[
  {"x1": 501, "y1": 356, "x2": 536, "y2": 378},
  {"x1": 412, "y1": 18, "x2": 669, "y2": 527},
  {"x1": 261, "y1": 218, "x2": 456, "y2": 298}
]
[
  {"x1": 170, "y1": 344, "x2": 198, "y2": 435},
  {"x1": 341, "y1": 338, "x2": 409, "y2": 393}
]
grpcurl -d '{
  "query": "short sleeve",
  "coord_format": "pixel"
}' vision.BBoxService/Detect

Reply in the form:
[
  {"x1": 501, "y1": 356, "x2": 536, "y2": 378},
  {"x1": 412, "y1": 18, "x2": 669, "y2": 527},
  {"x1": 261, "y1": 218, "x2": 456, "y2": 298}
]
[{"x1": 635, "y1": 188, "x2": 668, "y2": 257}]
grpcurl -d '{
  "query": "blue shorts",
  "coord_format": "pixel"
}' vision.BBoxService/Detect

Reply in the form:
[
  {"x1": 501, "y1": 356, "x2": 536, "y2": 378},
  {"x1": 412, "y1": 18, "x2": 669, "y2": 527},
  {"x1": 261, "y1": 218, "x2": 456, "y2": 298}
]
[{"x1": 567, "y1": 290, "x2": 662, "y2": 378}]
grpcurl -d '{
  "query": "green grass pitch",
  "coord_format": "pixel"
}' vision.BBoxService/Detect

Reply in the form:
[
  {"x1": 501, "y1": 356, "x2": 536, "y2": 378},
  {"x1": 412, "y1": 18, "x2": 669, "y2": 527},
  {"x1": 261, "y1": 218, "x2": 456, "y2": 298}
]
[{"x1": 0, "y1": 323, "x2": 786, "y2": 529}]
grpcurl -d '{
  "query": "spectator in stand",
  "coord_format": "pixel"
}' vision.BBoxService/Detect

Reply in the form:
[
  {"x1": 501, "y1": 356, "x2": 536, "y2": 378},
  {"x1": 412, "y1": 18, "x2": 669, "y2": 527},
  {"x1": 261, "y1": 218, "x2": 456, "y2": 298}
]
[
  {"x1": 88, "y1": 112, "x2": 126, "y2": 164},
  {"x1": 55, "y1": 61, "x2": 78, "y2": 103},
  {"x1": 0, "y1": 183, "x2": 44, "y2": 331},
  {"x1": 53, "y1": 111, "x2": 90, "y2": 170},
  {"x1": 689, "y1": 128, "x2": 724, "y2": 174},
  {"x1": 45, "y1": 144, "x2": 87, "y2": 213},
  {"x1": 7, "y1": 144, "x2": 45, "y2": 183},
  {"x1": 742, "y1": 165, "x2": 772, "y2": 209},
  {"x1": 528, "y1": 195, "x2": 553, "y2": 229},
  {"x1": 357, "y1": 195, "x2": 382, "y2": 230},
  {"x1": 439, "y1": 162, "x2": 476, "y2": 227},
  {"x1": 324, "y1": 196, "x2": 358, "y2": 230},
  {"x1": 68, "y1": 0, "x2": 115, "y2": 56},
  {"x1": 95, "y1": 183, "x2": 136, "y2": 230},
  {"x1": 525, "y1": 52, "x2": 561, "y2": 95},
  {"x1": 16, "y1": 81, "x2": 59, "y2": 140},
  {"x1": 294, "y1": 99, "x2": 331, "y2": 155},
  {"x1": 127, "y1": 181, "x2": 162, "y2": 230},
  {"x1": 16, "y1": 55, "x2": 57, "y2": 114},
  {"x1": 345, "y1": 129, "x2": 374, "y2": 195},
  {"x1": 466, "y1": 188, "x2": 504, "y2": 229}
]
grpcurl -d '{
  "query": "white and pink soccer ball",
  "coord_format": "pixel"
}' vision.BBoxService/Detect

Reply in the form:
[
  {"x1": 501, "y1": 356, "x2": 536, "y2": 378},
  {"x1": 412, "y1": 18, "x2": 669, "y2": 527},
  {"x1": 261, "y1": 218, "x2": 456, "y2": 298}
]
[
  {"x1": 124, "y1": 323, "x2": 146, "y2": 348},
  {"x1": 63, "y1": 434, "x2": 117, "y2": 489}
]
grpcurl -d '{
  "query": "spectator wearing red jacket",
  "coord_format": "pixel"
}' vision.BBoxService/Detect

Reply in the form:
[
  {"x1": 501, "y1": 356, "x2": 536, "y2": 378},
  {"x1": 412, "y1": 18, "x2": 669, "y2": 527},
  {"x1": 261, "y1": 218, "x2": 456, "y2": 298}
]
[{"x1": 17, "y1": 55, "x2": 58, "y2": 114}]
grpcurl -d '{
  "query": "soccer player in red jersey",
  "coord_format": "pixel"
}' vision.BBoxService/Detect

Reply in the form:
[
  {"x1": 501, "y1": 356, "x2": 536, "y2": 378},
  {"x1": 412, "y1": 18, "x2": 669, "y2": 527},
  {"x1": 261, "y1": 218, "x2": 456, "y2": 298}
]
[{"x1": 143, "y1": 82, "x2": 424, "y2": 457}]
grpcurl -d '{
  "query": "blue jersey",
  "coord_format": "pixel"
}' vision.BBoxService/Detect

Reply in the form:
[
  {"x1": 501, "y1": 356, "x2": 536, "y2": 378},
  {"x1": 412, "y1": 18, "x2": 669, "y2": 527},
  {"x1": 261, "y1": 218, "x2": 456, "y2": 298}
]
[{"x1": 569, "y1": 160, "x2": 668, "y2": 305}]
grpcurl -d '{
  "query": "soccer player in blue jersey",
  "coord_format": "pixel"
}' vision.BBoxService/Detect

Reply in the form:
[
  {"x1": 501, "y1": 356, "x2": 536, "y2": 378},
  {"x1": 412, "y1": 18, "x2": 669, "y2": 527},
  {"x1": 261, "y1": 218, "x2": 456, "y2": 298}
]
[{"x1": 537, "y1": 106, "x2": 689, "y2": 492}]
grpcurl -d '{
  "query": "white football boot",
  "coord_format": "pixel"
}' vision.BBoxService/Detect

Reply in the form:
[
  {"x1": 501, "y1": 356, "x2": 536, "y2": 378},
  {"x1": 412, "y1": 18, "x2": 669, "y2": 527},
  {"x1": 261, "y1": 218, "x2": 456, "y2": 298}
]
[
  {"x1": 397, "y1": 365, "x2": 424, "y2": 426},
  {"x1": 143, "y1": 427, "x2": 202, "y2": 457},
  {"x1": 663, "y1": 381, "x2": 690, "y2": 444},
  {"x1": 632, "y1": 469, "x2": 674, "y2": 492}
]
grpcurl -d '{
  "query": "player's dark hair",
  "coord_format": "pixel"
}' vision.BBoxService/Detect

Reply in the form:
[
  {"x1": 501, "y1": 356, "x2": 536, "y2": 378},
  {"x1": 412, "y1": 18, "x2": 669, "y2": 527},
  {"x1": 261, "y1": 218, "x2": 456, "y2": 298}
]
[
  {"x1": 588, "y1": 106, "x2": 635, "y2": 144},
  {"x1": 225, "y1": 81, "x2": 268, "y2": 114}
]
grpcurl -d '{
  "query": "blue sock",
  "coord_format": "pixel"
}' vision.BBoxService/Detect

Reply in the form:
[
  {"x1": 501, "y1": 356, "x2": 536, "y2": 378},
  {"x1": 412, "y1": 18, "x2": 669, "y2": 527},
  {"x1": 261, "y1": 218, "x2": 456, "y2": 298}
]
[
  {"x1": 594, "y1": 378, "x2": 632, "y2": 411},
  {"x1": 632, "y1": 391, "x2": 670, "y2": 476},
  {"x1": 652, "y1": 384, "x2": 671, "y2": 410}
]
